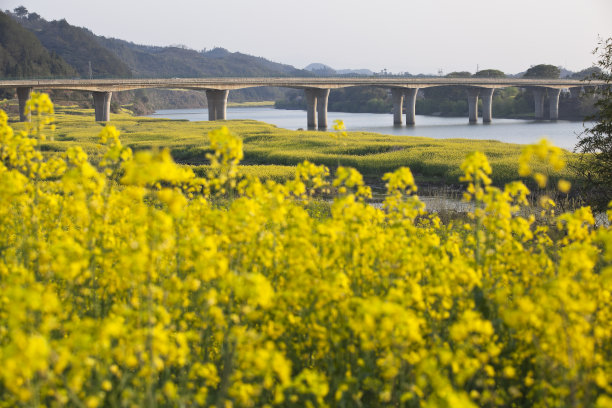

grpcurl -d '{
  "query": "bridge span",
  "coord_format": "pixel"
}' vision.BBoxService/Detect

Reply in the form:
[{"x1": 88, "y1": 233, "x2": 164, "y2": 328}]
[{"x1": 0, "y1": 77, "x2": 602, "y2": 128}]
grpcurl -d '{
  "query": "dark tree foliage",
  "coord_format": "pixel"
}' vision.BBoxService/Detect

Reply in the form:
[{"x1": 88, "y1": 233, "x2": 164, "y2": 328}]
[
  {"x1": 571, "y1": 66, "x2": 603, "y2": 79},
  {"x1": 18, "y1": 17, "x2": 132, "y2": 78},
  {"x1": 574, "y1": 38, "x2": 612, "y2": 211},
  {"x1": 13, "y1": 6, "x2": 27, "y2": 17},
  {"x1": 474, "y1": 69, "x2": 506, "y2": 78},
  {"x1": 417, "y1": 72, "x2": 472, "y2": 116},
  {"x1": 96, "y1": 37, "x2": 310, "y2": 79},
  {"x1": 329, "y1": 87, "x2": 391, "y2": 113},
  {"x1": 445, "y1": 71, "x2": 472, "y2": 78},
  {"x1": 0, "y1": 11, "x2": 76, "y2": 78},
  {"x1": 523, "y1": 64, "x2": 561, "y2": 79}
]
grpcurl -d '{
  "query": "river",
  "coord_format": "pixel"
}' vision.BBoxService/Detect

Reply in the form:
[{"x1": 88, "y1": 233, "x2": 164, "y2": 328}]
[{"x1": 149, "y1": 106, "x2": 591, "y2": 150}]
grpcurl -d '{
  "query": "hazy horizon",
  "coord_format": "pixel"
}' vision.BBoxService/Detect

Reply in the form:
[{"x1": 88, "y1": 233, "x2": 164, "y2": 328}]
[{"x1": 2, "y1": 0, "x2": 611, "y2": 76}]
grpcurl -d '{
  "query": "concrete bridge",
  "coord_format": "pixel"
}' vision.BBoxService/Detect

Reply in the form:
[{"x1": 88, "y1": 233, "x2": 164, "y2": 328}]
[{"x1": 0, "y1": 77, "x2": 602, "y2": 128}]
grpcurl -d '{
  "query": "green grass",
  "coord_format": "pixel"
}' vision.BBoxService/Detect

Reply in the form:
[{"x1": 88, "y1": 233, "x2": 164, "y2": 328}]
[{"x1": 10, "y1": 104, "x2": 577, "y2": 188}]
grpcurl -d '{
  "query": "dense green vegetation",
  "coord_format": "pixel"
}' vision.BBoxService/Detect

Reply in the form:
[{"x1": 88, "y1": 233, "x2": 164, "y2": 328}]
[
  {"x1": 17, "y1": 15, "x2": 132, "y2": 78},
  {"x1": 5, "y1": 8, "x2": 309, "y2": 81},
  {"x1": 574, "y1": 37, "x2": 612, "y2": 210},
  {"x1": 473, "y1": 69, "x2": 506, "y2": 78},
  {"x1": 1, "y1": 7, "x2": 312, "y2": 111},
  {"x1": 523, "y1": 64, "x2": 561, "y2": 79},
  {"x1": 0, "y1": 11, "x2": 76, "y2": 80},
  {"x1": 98, "y1": 39, "x2": 308, "y2": 79}
]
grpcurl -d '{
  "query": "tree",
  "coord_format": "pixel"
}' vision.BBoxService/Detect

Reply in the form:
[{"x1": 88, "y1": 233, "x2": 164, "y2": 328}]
[
  {"x1": 523, "y1": 64, "x2": 560, "y2": 79},
  {"x1": 474, "y1": 69, "x2": 505, "y2": 78},
  {"x1": 445, "y1": 71, "x2": 472, "y2": 78},
  {"x1": 571, "y1": 66, "x2": 603, "y2": 79},
  {"x1": 574, "y1": 37, "x2": 612, "y2": 210},
  {"x1": 13, "y1": 6, "x2": 27, "y2": 18}
]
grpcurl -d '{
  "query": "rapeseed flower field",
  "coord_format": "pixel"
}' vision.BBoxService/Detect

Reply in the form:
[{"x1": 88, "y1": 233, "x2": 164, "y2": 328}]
[{"x1": 0, "y1": 93, "x2": 610, "y2": 407}]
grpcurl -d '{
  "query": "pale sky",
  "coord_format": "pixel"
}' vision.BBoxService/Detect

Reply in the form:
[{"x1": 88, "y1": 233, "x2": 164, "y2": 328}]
[{"x1": 2, "y1": 0, "x2": 611, "y2": 75}]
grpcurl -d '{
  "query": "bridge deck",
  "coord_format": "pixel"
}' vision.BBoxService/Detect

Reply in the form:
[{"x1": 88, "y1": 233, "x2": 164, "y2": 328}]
[
  {"x1": 0, "y1": 77, "x2": 602, "y2": 92},
  {"x1": 3, "y1": 77, "x2": 605, "y2": 125}
]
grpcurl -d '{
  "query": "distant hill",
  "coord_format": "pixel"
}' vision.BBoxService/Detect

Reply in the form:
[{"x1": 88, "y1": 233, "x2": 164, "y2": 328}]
[
  {"x1": 0, "y1": 11, "x2": 76, "y2": 79},
  {"x1": 304, "y1": 63, "x2": 336, "y2": 75},
  {"x1": 559, "y1": 67, "x2": 574, "y2": 78},
  {"x1": 17, "y1": 15, "x2": 132, "y2": 78},
  {"x1": 97, "y1": 38, "x2": 308, "y2": 78},
  {"x1": 96, "y1": 38, "x2": 311, "y2": 105},
  {"x1": 9, "y1": 11, "x2": 310, "y2": 80},
  {"x1": 337, "y1": 68, "x2": 374, "y2": 76},
  {"x1": 304, "y1": 63, "x2": 374, "y2": 76},
  {"x1": 2, "y1": 8, "x2": 314, "y2": 111}
]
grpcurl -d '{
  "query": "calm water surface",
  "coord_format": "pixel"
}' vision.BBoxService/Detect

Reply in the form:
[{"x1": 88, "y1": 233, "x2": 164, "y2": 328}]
[{"x1": 149, "y1": 107, "x2": 591, "y2": 150}]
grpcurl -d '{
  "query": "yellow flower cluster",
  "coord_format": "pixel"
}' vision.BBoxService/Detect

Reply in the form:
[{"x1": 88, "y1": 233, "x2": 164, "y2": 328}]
[{"x1": 0, "y1": 94, "x2": 611, "y2": 407}]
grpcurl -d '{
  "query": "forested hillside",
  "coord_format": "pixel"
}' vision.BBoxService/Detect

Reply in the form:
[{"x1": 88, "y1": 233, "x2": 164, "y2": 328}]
[
  {"x1": 5, "y1": 8, "x2": 309, "y2": 80},
  {"x1": 0, "y1": 11, "x2": 76, "y2": 79},
  {"x1": 98, "y1": 38, "x2": 307, "y2": 78},
  {"x1": 17, "y1": 15, "x2": 132, "y2": 78},
  {"x1": 96, "y1": 39, "x2": 312, "y2": 106},
  {"x1": 1, "y1": 7, "x2": 312, "y2": 111}
]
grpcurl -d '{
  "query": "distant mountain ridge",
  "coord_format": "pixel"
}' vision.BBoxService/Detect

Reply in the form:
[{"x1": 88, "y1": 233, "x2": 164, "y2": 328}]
[
  {"x1": 336, "y1": 68, "x2": 375, "y2": 76},
  {"x1": 6, "y1": 10, "x2": 310, "y2": 80},
  {"x1": 98, "y1": 38, "x2": 307, "y2": 78},
  {"x1": 17, "y1": 17, "x2": 132, "y2": 78},
  {"x1": 304, "y1": 63, "x2": 374, "y2": 76}
]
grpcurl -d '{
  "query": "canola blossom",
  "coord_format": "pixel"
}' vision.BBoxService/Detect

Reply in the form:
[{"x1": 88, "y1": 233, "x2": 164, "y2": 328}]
[{"x1": 0, "y1": 93, "x2": 611, "y2": 407}]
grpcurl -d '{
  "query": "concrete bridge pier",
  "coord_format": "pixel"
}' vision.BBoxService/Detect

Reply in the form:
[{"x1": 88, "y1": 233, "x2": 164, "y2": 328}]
[
  {"x1": 317, "y1": 89, "x2": 330, "y2": 129},
  {"x1": 548, "y1": 88, "x2": 561, "y2": 121},
  {"x1": 305, "y1": 89, "x2": 318, "y2": 129},
  {"x1": 206, "y1": 90, "x2": 229, "y2": 121},
  {"x1": 405, "y1": 88, "x2": 418, "y2": 125},
  {"x1": 391, "y1": 88, "x2": 404, "y2": 125},
  {"x1": 533, "y1": 88, "x2": 546, "y2": 120},
  {"x1": 17, "y1": 87, "x2": 33, "y2": 122},
  {"x1": 93, "y1": 91, "x2": 112, "y2": 122},
  {"x1": 467, "y1": 88, "x2": 480, "y2": 124},
  {"x1": 570, "y1": 87, "x2": 582, "y2": 98},
  {"x1": 481, "y1": 88, "x2": 494, "y2": 123},
  {"x1": 304, "y1": 88, "x2": 330, "y2": 129}
]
